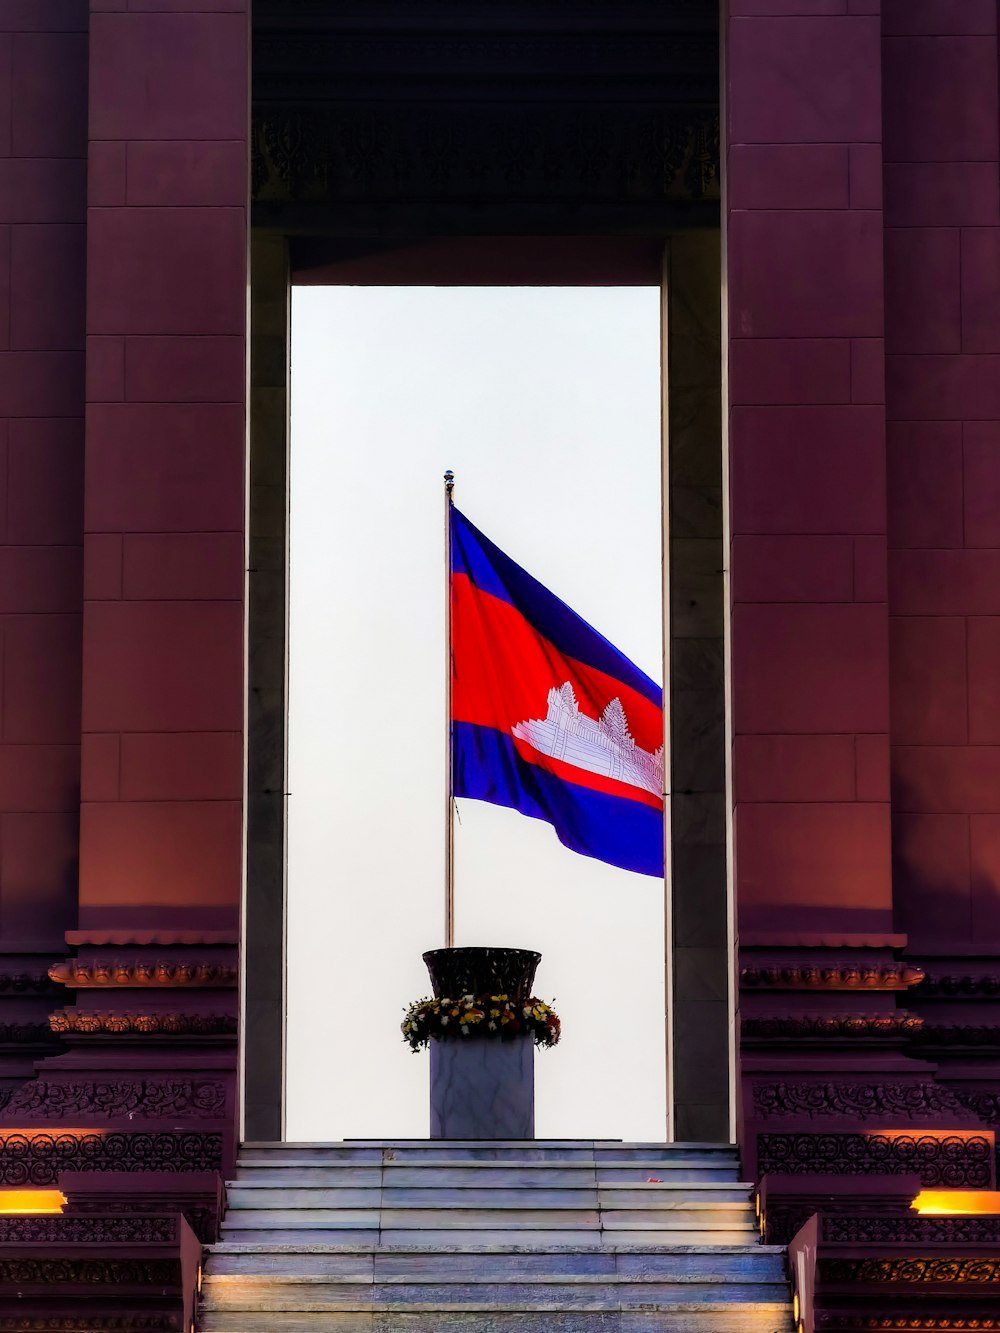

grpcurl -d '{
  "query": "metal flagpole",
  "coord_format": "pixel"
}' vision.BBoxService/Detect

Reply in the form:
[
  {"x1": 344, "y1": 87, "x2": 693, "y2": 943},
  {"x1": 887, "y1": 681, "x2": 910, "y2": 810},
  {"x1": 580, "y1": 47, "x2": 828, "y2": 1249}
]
[{"x1": 444, "y1": 469, "x2": 456, "y2": 948}]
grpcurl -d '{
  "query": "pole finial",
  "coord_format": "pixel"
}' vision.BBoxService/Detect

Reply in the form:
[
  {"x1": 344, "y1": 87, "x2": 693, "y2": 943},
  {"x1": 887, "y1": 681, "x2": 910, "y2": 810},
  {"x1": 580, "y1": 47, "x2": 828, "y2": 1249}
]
[{"x1": 444, "y1": 469, "x2": 455, "y2": 500}]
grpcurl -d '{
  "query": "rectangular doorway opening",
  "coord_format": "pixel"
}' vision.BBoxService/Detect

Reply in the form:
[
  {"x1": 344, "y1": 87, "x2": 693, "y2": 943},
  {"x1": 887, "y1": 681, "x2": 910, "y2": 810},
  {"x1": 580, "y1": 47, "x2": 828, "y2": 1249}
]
[{"x1": 285, "y1": 281, "x2": 667, "y2": 1141}]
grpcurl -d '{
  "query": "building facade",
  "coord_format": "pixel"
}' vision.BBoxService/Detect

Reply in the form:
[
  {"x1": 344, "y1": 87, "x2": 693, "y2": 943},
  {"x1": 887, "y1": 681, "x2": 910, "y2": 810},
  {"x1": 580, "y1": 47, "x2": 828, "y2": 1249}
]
[{"x1": 0, "y1": 0, "x2": 998, "y2": 1326}]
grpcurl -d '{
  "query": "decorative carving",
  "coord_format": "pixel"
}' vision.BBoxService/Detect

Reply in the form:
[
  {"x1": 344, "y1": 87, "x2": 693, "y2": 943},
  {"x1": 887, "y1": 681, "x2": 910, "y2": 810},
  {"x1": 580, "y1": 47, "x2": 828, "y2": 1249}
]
[
  {"x1": 0, "y1": 1078, "x2": 226, "y2": 1120},
  {"x1": 753, "y1": 1080, "x2": 971, "y2": 1121},
  {"x1": 916, "y1": 972, "x2": 1000, "y2": 996},
  {"x1": 0, "y1": 972, "x2": 57, "y2": 994},
  {"x1": 740, "y1": 964, "x2": 924, "y2": 991},
  {"x1": 758, "y1": 1133, "x2": 993, "y2": 1187},
  {"x1": 0, "y1": 1214, "x2": 177, "y2": 1243},
  {"x1": 0, "y1": 1257, "x2": 177, "y2": 1284},
  {"x1": 48, "y1": 1010, "x2": 236, "y2": 1037},
  {"x1": 49, "y1": 960, "x2": 237, "y2": 989},
  {"x1": 252, "y1": 105, "x2": 720, "y2": 208},
  {"x1": 742, "y1": 1014, "x2": 922, "y2": 1042},
  {"x1": 916, "y1": 1025, "x2": 1000, "y2": 1049},
  {"x1": 423, "y1": 947, "x2": 540, "y2": 1002},
  {"x1": 0, "y1": 1131, "x2": 223, "y2": 1183},
  {"x1": 819, "y1": 1321, "x2": 1000, "y2": 1332},
  {"x1": 819, "y1": 1256, "x2": 1000, "y2": 1284},
  {"x1": 0, "y1": 1321, "x2": 180, "y2": 1332},
  {"x1": 954, "y1": 1090, "x2": 1000, "y2": 1126},
  {"x1": 0, "y1": 1021, "x2": 59, "y2": 1046},
  {"x1": 824, "y1": 1214, "x2": 1000, "y2": 1245}
]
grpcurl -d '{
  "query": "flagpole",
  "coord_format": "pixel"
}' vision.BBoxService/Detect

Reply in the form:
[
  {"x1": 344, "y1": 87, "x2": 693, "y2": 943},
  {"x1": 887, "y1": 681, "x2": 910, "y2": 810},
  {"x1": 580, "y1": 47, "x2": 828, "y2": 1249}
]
[{"x1": 444, "y1": 469, "x2": 456, "y2": 948}]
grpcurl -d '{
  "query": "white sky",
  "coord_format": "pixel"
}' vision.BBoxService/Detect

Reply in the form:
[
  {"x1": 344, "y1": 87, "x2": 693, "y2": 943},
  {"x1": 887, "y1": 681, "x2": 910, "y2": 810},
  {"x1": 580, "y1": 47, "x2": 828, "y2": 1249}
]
[{"x1": 286, "y1": 285, "x2": 666, "y2": 1141}]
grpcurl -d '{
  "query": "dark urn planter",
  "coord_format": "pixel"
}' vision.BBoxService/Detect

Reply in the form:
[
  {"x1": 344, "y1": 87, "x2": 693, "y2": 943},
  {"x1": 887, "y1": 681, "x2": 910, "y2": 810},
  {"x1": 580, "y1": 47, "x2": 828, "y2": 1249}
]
[{"x1": 423, "y1": 947, "x2": 541, "y2": 1141}]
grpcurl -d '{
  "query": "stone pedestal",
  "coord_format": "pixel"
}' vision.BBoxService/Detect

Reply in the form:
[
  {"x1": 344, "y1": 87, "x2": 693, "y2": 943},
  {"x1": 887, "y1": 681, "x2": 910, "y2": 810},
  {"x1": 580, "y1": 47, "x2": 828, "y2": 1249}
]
[{"x1": 430, "y1": 1035, "x2": 534, "y2": 1139}]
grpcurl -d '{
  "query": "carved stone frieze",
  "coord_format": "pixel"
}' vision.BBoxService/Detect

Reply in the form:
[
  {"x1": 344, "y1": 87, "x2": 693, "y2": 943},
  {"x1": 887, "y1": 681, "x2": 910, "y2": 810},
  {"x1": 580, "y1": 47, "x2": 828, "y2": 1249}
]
[
  {"x1": 0, "y1": 1322, "x2": 180, "y2": 1333},
  {"x1": 758, "y1": 1133, "x2": 993, "y2": 1187},
  {"x1": 752, "y1": 1080, "x2": 971, "y2": 1121},
  {"x1": 823, "y1": 1214, "x2": 1000, "y2": 1245},
  {"x1": 915, "y1": 1026, "x2": 1000, "y2": 1049},
  {"x1": 48, "y1": 1010, "x2": 236, "y2": 1038},
  {"x1": 0, "y1": 1077, "x2": 226, "y2": 1120},
  {"x1": 0, "y1": 1131, "x2": 223, "y2": 1183},
  {"x1": 0, "y1": 1021, "x2": 59, "y2": 1046},
  {"x1": 0, "y1": 1214, "x2": 177, "y2": 1243},
  {"x1": 743, "y1": 1014, "x2": 922, "y2": 1042},
  {"x1": 954, "y1": 1090, "x2": 1000, "y2": 1126},
  {"x1": 0, "y1": 972, "x2": 57, "y2": 994},
  {"x1": 741, "y1": 964, "x2": 924, "y2": 991},
  {"x1": 252, "y1": 104, "x2": 720, "y2": 208},
  {"x1": 819, "y1": 1256, "x2": 1000, "y2": 1284},
  {"x1": 916, "y1": 972, "x2": 1000, "y2": 997},
  {"x1": 819, "y1": 1321, "x2": 1000, "y2": 1331},
  {"x1": 0, "y1": 1257, "x2": 177, "y2": 1284},
  {"x1": 49, "y1": 960, "x2": 237, "y2": 989}
]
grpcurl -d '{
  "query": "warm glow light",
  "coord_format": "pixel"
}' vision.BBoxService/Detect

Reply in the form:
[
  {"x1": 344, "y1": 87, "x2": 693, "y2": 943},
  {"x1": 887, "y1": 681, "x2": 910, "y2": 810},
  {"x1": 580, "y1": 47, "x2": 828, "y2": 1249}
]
[
  {"x1": 0, "y1": 1189, "x2": 66, "y2": 1214},
  {"x1": 914, "y1": 1190, "x2": 1000, "y2": 1215}
]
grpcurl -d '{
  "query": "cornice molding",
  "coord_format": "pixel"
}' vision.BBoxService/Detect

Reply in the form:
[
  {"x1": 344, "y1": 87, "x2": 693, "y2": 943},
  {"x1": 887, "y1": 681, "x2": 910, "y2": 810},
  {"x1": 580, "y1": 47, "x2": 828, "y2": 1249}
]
[
  {"x1": 741, "y1": 964, "x2": 924, "y2": 991},
  {"x1": 47, "y1": 1010, "x2": 237, "y2": 1038},
  {"x1": 49, "y1": 961, "x2": 237, "y2": 989},
  {"x1": 742, "y1": 1013, "x2": 922, "y2": 1043}
]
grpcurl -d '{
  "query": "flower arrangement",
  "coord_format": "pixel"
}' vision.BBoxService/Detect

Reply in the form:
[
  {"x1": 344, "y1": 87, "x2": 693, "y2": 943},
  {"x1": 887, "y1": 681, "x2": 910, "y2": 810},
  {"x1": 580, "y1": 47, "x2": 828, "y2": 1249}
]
[{"x1": 401, "y1": 993, "x2": 561, "y2": 1052}]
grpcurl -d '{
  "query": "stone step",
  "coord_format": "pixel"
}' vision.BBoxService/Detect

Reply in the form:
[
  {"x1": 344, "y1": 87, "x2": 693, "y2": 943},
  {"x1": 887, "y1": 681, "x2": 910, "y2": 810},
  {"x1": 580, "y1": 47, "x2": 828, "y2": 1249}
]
[
  {"x1": 238, "y1": 1143, "x2": 741, "y2": 1165},
  {"x1": 232, "y1": 1163, "x2": 742, "y2": 1186},
  {"x1": 216, "y1": 1227, "x2": 761, "y2": 1247},
  {"x1": 222, "y1": 1202, "x2": 754, "y2": 1229},
  {"x1": 201, "y1": 1278, "x2": 791, "y2": 1310},
  {"x1": 206, "y1": 1245, "x2": 787, "y2": 1281},
  {"x1": 203, "y1": 1140, "x2": 789, "y2": 1331},
  {"x1": 225, "y1": 1184, "x2": 753, "y2": 1210},
  {"x1": 199, "y1": 1305, "x2": 793, "y2": 1331}
]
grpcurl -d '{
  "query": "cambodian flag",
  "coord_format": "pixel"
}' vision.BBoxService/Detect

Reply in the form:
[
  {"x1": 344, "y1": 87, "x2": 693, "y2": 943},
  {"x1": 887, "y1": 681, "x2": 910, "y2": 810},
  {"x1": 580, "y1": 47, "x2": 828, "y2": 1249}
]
[{"x1": 450, "y1": 507, "x2": 664, "y2": 877}]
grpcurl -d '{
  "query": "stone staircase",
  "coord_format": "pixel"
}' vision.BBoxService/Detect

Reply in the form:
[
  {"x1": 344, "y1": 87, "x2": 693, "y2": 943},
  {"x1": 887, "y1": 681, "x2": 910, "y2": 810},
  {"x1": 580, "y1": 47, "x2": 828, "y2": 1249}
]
[{"x1": 200, "y1": 1140, "x2": 793, "y2": 1331}]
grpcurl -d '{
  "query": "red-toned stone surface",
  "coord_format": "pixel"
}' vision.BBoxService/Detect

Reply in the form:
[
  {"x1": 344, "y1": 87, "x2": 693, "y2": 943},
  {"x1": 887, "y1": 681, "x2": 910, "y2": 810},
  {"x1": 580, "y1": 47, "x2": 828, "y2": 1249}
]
[
  {"x1": 0, "y1": 5, "x2": 86, "y2": 1029},
  {"x1": 884, "y1": 10, "x2": 1000, "y2": 958}
]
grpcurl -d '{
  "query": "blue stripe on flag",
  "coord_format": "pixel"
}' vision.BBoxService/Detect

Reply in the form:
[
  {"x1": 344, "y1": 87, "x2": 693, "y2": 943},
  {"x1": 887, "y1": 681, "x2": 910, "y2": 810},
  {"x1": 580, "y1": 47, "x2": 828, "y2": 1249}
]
[{"x1": 453, "y1": 720, "x2": 664, "y2": 878}]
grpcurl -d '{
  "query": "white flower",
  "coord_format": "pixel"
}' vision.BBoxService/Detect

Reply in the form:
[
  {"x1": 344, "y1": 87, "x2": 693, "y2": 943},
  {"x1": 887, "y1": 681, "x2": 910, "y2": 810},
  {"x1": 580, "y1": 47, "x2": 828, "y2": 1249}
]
[
  {"x1": 441, "y1": 1016, "x2": 448, "y2": 1026},
  {"x1": 488, "y1": 1021, "x2": 496, "y2": 1031}
]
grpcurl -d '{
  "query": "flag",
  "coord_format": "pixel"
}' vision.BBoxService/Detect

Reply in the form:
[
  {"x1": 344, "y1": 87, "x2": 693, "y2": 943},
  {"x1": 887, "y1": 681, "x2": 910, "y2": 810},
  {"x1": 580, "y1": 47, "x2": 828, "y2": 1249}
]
[{"x1": 450, "y1": 507, "x2": 664, "y2": 877}]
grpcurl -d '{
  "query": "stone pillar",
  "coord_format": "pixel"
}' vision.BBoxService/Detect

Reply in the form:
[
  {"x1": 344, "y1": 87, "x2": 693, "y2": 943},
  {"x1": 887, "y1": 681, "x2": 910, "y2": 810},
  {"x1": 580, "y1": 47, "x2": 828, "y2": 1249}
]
[
  {"x1": 80, "y1": 0, "x2": 249, "y2": 940},
  {"x1": 882, "y1": 0, "x2": 1000, "y2": 1126},
  {"x1": 0, "y1": 0, "x2": 253, "y2": 1223},
  {"x1": 0, "y1": 0, "x2": 87, "y2": 1086},
  {"x1": 666, "y1": 231, "x2": 730, "y2": 1143},
  {"x1": 245, "y1": 233, "x2": 291, "y2": 1142}
]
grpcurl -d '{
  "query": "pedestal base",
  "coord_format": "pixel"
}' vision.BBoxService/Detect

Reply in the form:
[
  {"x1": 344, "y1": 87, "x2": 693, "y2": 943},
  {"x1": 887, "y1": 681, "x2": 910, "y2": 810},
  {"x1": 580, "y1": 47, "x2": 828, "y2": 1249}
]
[{"x1": 429, "y1": 1036, "x2": 534, "y2": 1139}]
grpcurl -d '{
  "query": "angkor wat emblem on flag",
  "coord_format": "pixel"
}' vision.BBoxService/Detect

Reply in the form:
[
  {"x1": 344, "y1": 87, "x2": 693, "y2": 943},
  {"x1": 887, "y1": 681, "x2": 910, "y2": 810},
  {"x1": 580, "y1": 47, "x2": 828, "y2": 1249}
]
[{"x1": 512, "y1": 682, "x2": 664, "y2": 797}]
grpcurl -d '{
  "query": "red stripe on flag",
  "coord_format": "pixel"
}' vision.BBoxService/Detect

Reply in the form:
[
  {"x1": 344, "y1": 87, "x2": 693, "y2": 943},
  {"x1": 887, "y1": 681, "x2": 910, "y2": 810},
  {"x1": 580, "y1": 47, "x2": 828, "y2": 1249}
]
[
  {"x1": 452, "y1": 570, "x2": 662, "y2": 759},
  {"x1": 512, "y1": 735, "x2": 663, "y2": 809}
]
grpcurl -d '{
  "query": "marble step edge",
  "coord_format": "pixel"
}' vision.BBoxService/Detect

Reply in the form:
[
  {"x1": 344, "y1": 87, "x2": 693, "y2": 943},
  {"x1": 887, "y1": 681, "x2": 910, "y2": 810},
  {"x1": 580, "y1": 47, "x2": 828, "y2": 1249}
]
[
  {"x1": 235, "y1": 1160, "x2": 740, "y2": 1173},
  {"x1": 204, "y1": 1274, "x2": 787, "y2": 1288},
  {"x1": 223, "y1": 1205, "x2": 755, "y2": 1217},
  {"x1": 208, "y1": 1243, "x2": 781, "y2": 1255},
  {"x1": 236, "y1": 1156, "x2": 739, "y2": 1167},
  {"x1": 242, "y1": 1142, "x2": 738, "y2": 1150},
  {"x1": 201, "y1": 1298, "x2": 792, "y2": 1314},
  {"x1": 227, "y1": 1182, "x2": 753, "y2": 1193}
]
